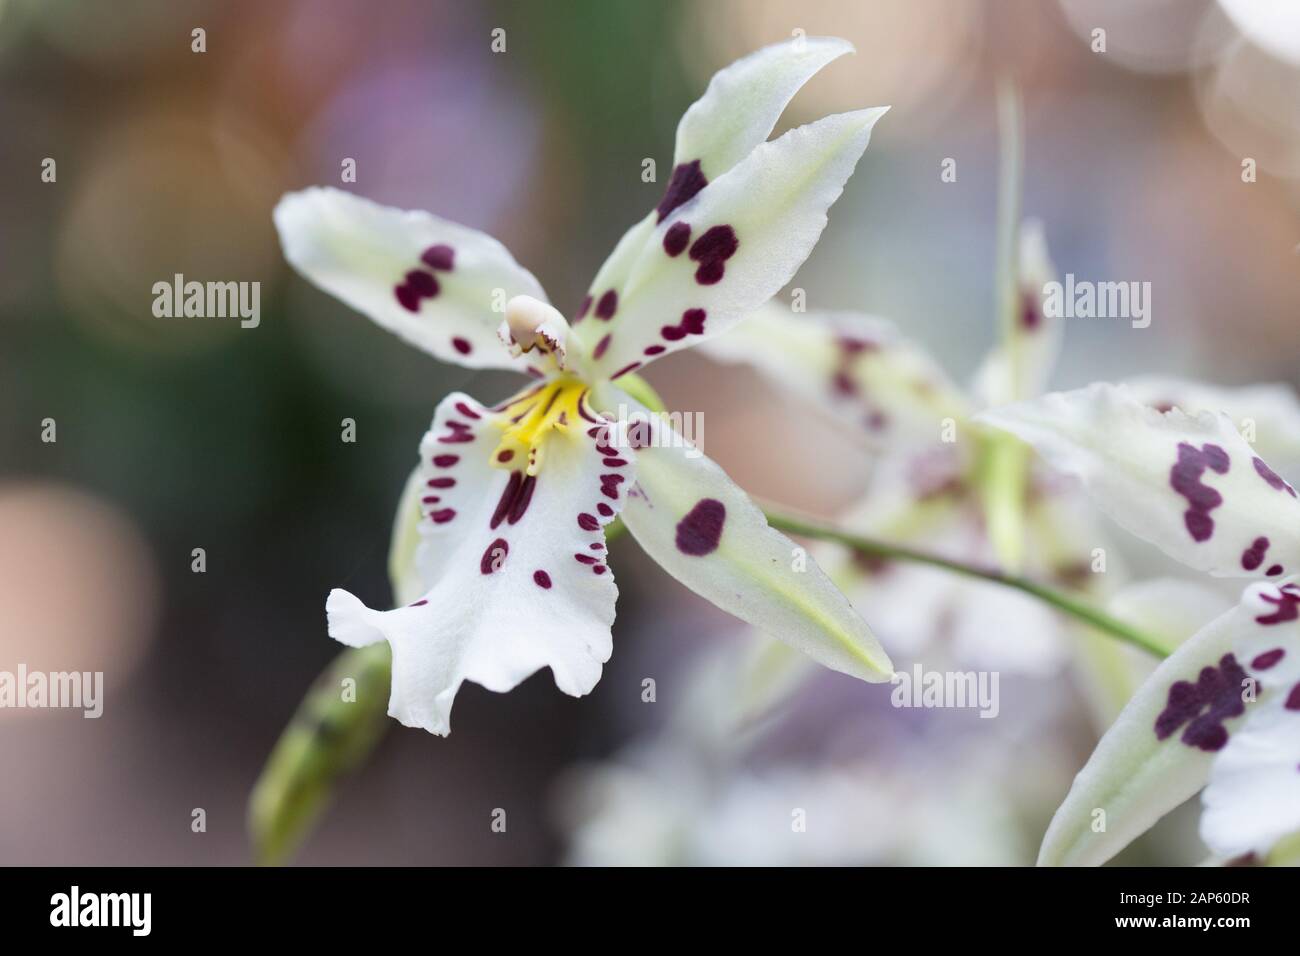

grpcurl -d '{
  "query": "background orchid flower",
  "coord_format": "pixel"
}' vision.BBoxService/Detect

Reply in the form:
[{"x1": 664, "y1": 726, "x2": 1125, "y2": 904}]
[
  {"x1": 702, "y1": 221, "x2": 1116, "y2": 676},
  {"x1": 980, "y1": 382, "x2": 1300, "y2": 864},
  {"x1": 272, "y1": 37, "x2": 893, "y2": 736}
]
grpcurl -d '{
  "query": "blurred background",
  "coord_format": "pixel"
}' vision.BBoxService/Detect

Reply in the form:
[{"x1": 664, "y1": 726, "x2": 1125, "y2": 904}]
[{"x1": 1, "y1": 0, "x2": 1297, "y2": 864}]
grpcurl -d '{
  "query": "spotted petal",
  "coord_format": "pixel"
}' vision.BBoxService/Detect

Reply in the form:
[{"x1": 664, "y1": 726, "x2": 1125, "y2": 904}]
[
  {"x1": 274, "y1": 187, "x2": 546, "y2": 371},
  {"x1": 326, "y1": 386, "x2": 631, "y2": 735},
  {"x1": 577, "y1": 107, "x2": 888, "y2": 379},
  {"x1": 1039, "y1": 579, "x2": 1300, "y2": 866},
  {"x1": 597, "y1": 387, "x2": 893, "y2": 682},
  {"x1": 978, "y1": 383, "x2": 1300, "y2": 579},
  {"x1": 699, "y1": 303, "x2": 970, "y2": 449},
  {"x1": 572, "y1": 37, "x2": 855, "y2": 332}
]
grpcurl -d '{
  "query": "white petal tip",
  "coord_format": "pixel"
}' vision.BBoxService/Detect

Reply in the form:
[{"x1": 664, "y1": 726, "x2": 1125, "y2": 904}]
[{"x1": 325, "y1": 588, "x2": 386, "y2": 649}]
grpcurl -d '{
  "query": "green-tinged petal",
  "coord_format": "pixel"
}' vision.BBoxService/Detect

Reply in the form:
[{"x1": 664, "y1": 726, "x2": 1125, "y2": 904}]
[
  {"x1": 597, "y1": 386, "x2": 893, "y2": 682},
  {"x1": 248, "y1": 642, "x2": 392, "y2": 866},
  {"x1": 978, "y1": 383, "x2": 1300, "y2": 578},
  {"x1": 1039, "y1": 595, "x2": 1243, "y2": 865},
  {"x1": 1040, "y1": 579, "x2": 1300, "y2": 866},
  {"x1": 699, "y1": 303, "x2": 970, "y2": 449},
  {"x1": 274, "y1": 187, "x2": 546, "y2": 372},
  {"x1": 577, "y1": 107, "x2": 888, "y2": 375}
]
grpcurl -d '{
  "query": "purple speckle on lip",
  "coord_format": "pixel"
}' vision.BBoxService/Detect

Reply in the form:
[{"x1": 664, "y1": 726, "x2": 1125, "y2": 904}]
[
  {"x1": 688, "y1": 225, "x2": 739, "y2": 285},
  {"x1": 661, "y1": 308, "x2": 706, "y2": 342},
  {"x1": 508, "y1": 475, "x2": 537, "y2": 524},
  {"x1": 655, "y1": 159, "x2": 708, "y2": 223},
  {"x1": 595, "y1": 290, "x2": 619, "y2": 321},
  {"x1": 1256, "y1": 584, "x2": 1300, "y2": 626},
  {"x1": 593, "y1": 334, "x2": 612, "y2": 360},
  {"x1": 575, "y1": 295, "x2": 592, "y2": 323},
  {"x1": 430, "y1": 508, "x2": 456, "y2": 524},
  {"x1": 1020, "y1": 290, "x2": 1042, "y2": 330},
  {"x1": 1286, "y1": 684, "x2": 1300, "y2": 711},
  {"x1": 1252, "y1": 648, "x2": 1286, "y2": 670},
  {"x1": 481, "y1": 537, "x2": 508, "y2": 574},
  {"x1": 1253, "y1": 457, "x2": 1297, "y2": 497},
  {"x1": 421, "y1": 244, "x2": 455, "y2": 271},
  {"x1": 577, "y1": 513, "x2": 599, "y2": 531},
  {"x1": 663, "y1": 222, "x2": 691, "y2": 257},
  {"x1": 675, "y1": 498, "x2": 726, "y2": 556},
  {"x1": 1154, "y1": 653, "x2": 1249, "y2": 752},
  {"x1": 1242, "y1": 536, "x2": 1270, "y2": 572},
  {"x1": 1170, "y1": 442, "x2": 1229, "y2": 542},
  {"x1": 432, "y1": 454, "x2": 459, "y2": 467},
  {"x1": 533, "y1": 569, "x2": 552, "y2": 589},
  {"x1": 452, "y1": 337, "x2": 472, "y2": 355}
]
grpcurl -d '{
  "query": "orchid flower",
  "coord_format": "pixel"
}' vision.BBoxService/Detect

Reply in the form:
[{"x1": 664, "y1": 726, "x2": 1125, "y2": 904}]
[
  {"x1": 979, "y1": 382, "x2": 1300, "y2": 864},
  {"x1": 272, "y1": 37, "x2": 894, "y2": 736},
  {"x1": 702, "y1": 222, "x2": 1111, "y2": 674}
]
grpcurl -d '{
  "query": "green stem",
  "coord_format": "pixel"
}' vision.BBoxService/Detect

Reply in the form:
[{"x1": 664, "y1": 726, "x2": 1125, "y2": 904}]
[{"x1": 763, "y1": 506, "x2": 1169, "y2": 659}]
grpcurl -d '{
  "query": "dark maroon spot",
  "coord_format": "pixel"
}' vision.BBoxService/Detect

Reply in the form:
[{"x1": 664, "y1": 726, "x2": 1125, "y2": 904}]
[
  {"x1": 1170, "y1": 442, "x2": 1230, "y2": 542},
  {"x1": 1254, "y1": 457, "x2": 1297, "y2": 497},
  {"x1": 833, "y1": 371, "x2": 857, "y2": 396},
  {"x1": 427, "y1": 477, "x2": 456, "y2": 489},
  {"x1": 595, "y1": 290, "x2": 619, "y2": 321},
  {"x1": 491, "y1": 471, "x2": 524, "y2": 529},
  {"x1": 1252, "y1": 648, "x2": 1286, "y2": 670},
  {"x1": 1154, "y1": 653, "x2": 1249, "y2": 752},
  {"x1": 661, "y1": 308, "x2": 707, "y2": 342},
  {"x1": 409, "y1": 599, "x2": 428, "y2": 607},
  {"x1": 1020, "y1": 290, "x2": 1041, "y2": 330},
  {"x1": 589, "y1": 543, "x2": 604, "y2": 551},
  {"x1": 497, "y1": 449, "x2": 514, "y2": 463},
  {"x1": 593, "y1": 564, "x2": 607, "y2": 575},
  {"x1": 431, "y1": 508, "x2": 456, "y2": 524},
  {"x1": 575, "y1": 295, "x2": 592, "y2": 323},
  {"x1": 1286, "y1": 684, "x2": 1300, "y2": 711},
  {"x1": 395, "y1": 284, "x2": 421, "y2": 312},
  {"x1": 1256, "y1": 585, "x2": 1300, "y2": 625},
  {"x1": 663, "y1": 221, "x2": 692, "y2": 256},
  {"x1": 596, "y1": 502, "x2": 614, "y2": 517},
  {"x1": 644, "y1": 345, "x2": 665, "y2": 356},
  {"x1": 675, "y1": 498, "x2": 726, "y2": 556},
  {"x1": 455, "y1": 402, "x2": 481, "y2": 420},
  {"x1": 508, "y1": 475, "x2": 537, "y2": 524},
  {"x1": 452, "y1": 337, "x2": 472, "y2": 355},
  {"x1": 593, "y1": 334, "x2": 612, "y2": 360},
  {"x1": 1268, "y1": 564, "x2": 1284, "y2": 576},
  {"x1": 574, "y1": 553, "x2": 598, "y2": 565},
  {"x1": 688, "y1": 225, "x2": 739, "y2": 285},
  {"x1": 838, "y1": 337, "x2": 878, "y2": 354},
  {"x1": 481, "y1": 537, "x2": 508, "y2": 574},
  {"x1": 1242, "y1": 536, "x2": 1270, "y2": 571},
  {"x1": 406, "y1": 270, "x2": 437, "y2": 297},
  {"x1": 433, "y1": 454, "x2": 459, "y2": 467},
  {"x1": 526, "y1": 367, "x2": 545, "y2": 379},
  {"x1": 533, "y1": 570, "x2": 552, "y2": 589},
  {"x1": 577, "y1": 513, "x2": 599, "y2": 531},
  {"x1": 421, "y1": 496, "x2": 440, "y2": 504},
  {"x1": 421, "y1": 244, "x2": 455, "y2": 271},
  {"x1": 610, "y1": 362, "x2": 642, "y2": 380},
  {"x1": 655, "y1": 160, "x2": 708, "y2": 223},
  {"x1": 603, "y1": 457, "x2": 628, "y2": 467},
  {"x1": 438, "y1": 431, "x2": 474, "y2": 444}
]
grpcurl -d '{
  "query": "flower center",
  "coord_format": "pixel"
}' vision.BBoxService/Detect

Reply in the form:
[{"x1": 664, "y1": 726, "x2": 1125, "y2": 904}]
[{"x1": 492, "y1": 378, "x2": 592, "y2": 476}]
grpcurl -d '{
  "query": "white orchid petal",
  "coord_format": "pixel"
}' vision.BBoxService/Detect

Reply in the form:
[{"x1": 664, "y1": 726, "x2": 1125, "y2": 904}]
[
  {"x1": 1123, "y1": 375, "x2": 1300, "y2": 478},
  {"x1": 577, "y1": 107, "x2": 888, "y2": 378},
  {"x1": 601, "y1": 389, "x2": 893, "y2": 683},
  {"x1": 1200, "y1": 581, "x2": 1300, "y2": 859},
  {"x1": 1039, "y1": 578, "x2": 1300, "y2": 866},
  {"x1": 671, "y1": 36, "x2": 855, "y2": 182},
  {"x1": 1040, "y1": 595, "x2": 1242, "y2": 863},
  {"x1": 978, "y1": 383, "x2": 1300, "y2": 578},
  {"x1": 327, "y1": 386, "x2": 632, "y2": 735},
  {"x1": 274, "y1": 187, "x2": 546, "y2": 371},
  {"x1": 700, "y1": 304, "x2": 970, "y2": 448}
]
